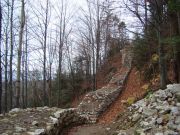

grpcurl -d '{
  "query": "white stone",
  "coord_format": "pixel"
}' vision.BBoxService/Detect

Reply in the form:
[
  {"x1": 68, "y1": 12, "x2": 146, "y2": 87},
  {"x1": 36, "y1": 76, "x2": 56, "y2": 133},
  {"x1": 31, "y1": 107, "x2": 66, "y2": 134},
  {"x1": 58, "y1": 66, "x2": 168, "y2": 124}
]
[
  {"x1": 156, "y1": 117, "x2": 163, "y2": 124},
  {"x1": 140, "y1": 121, "x2": 149, "y2": 127},
  {"x1": 138, "y1": 107, "x2": 143, "y2": 113},
  {"x1": 34, "y1": 129, "x2": 45, "y2": 135},
  {"x1": 50, "y1": 116, "x2": 58, "y2": 124},
  {"x1": 155, "y1": 133, "x2": 163, "y2": 135},
  {"x1": 167, "y1": 121, "x2": 177, "y2": 130},
  {"x1": 164, "y1": 130, "x2": 179, "y2": 135},
  {"x1": 106, "y1": 127, "x2": 111, "y2": 131},
  {"x1": 175, "y1": 116, "x2": 180, "y2": 124},
  {"x1": 43, "y1": 106, "x2": 49, "y2": 109},
  {"x1": 54, "y1": 110, "x2": 62, "y2": 118},
  {"x1": 13, "y1": 133, "x2": 21, "y2": 135},
  {"x1": 176, "y1": 103, "x2": 180, "y2": 107},
  {"x1": 9, "y1": 108, "x2": 21, "y2": 113},
  {"x1": 155, "y1": 90, "x2": 167, "y2": 100},
  {"x1": 177, "y1": 124, "x2": 180, "y2": 131},
  {"x1": 170, "y1": 107, "x2": 179, "y2": 115},
  {"x1": 117, "y1": 130, "x2": 127, "y2": 135},
  {"x1": 142, "y1": 108, "x2": 157, "y2": 116},
  {"x1": 132, "y1": 113, "x2": 141, "y2": 122},
  {"x1": 15, "y1": 126, "x2": 27, "y2": 132},
  {"x1": 1, "y1": 133, "x2": 8, "y2": 135},
  {"x1": 32, "y1": 121, "x2": 38, "y2": 126},
  {"x1": 26, "y1": 132, "x2": 35, "y2": 135}
]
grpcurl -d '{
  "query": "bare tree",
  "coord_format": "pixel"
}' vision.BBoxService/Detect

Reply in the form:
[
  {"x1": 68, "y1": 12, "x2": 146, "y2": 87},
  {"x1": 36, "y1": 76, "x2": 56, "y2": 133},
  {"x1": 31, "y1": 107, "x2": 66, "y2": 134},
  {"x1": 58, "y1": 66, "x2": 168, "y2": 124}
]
[
  {"x1": 25, "y1": 15, "x2": 28, "y2": 107},
  {"x1": 42, "y1": 0, "x2": 49, "y2": 106},
  {"x1": 9, "y1": 0, "x2": 15, "y2": 109},
  {"x1": 0, "y1": 0, "x2": 2, "y2": 113},
  {"x1": 4, "y1": 0, "x2": 10, "y2": 112},
  {"x1": 16, "y1": 0, "x2": 25, "y2": 107}
]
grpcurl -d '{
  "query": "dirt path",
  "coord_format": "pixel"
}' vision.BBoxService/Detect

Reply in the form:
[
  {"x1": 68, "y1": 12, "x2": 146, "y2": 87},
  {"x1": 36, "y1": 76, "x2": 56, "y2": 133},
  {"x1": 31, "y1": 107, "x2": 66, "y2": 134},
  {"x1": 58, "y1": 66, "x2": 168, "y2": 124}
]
[
  {"x1": 67, "y1": 68, "x2": 146, "y2": 135},
  {"x1": 66, "y1": 124, "x2": 109, "y2": 135}
]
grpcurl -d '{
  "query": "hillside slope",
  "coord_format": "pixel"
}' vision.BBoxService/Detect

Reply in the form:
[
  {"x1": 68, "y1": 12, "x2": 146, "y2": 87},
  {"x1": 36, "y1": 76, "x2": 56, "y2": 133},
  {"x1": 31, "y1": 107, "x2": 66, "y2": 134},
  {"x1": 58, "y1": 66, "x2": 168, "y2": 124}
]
[{"x1": 98, "y1": 68, "x2": 146, "y2": 124}]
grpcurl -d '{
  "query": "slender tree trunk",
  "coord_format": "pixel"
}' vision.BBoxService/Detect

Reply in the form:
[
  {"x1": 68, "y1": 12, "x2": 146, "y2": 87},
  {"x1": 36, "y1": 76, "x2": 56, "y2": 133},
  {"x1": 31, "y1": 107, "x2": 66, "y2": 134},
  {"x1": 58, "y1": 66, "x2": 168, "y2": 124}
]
[
  {"x1": 4, "y1": 0, "x2": 10, "y2": 112},
  {"x1": 0, "y1": 0, "x2": 2, "y2": 113},
  {"x1": 144, "y1": 0, "x2": 151, "y2": 59},
  {"x1": 87, "y1": 0, "x2": 96, "y2": 91},
  {"x1": 43, "y1": 0, "x2": 49, "y2": 106},
  {"x1": 176, "y1": 12, "x2": 180, "y2": 82},
  {"x1": 157, "y1": 26, "x2": 167, "y2": 89},
  {"x1": 48, "y1": 64, "x2": 52, "y2": 107},
  {"x1": 4, "y1": 28, "x2": 8, "y2": 112},
  {"x1": 58, "y1": 52, "x2": 62, "y2": 107},
  {"x1": 21, "y1": 44, "x2": 25, "y2": 108},
  {"x1": 16, "y1": 0, "x2": 25, "y2": 107},
  {"x1": 25, "y1": 18, "x2": 28, "y2": 107},
  {"x1": 58, "y1": 0, "x2": 65, "y2": 107},
  {"x1": 9, "y1": 0, "x2": 14, "y2": 110},
  {"x1": 96, "y1": 0, "x2": 100, "y2": 73}
]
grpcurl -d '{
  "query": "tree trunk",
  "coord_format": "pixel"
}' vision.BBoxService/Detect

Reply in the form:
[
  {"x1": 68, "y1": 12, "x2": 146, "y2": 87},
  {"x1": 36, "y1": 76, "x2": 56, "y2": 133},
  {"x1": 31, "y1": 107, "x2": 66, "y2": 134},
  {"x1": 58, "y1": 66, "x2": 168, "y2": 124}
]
[
  {"x1": 48, "y1": 64, "x2": 52, "y2": 107},
  {"x1": 25, "y1": 17, "x2": 28, "y2": 107},
  {"x1": 157, "y1": 27, "x2": 167, "y2": 89},
  {"x1": 9, "y1": 0, "x2": 14, "y2": 110},
  {"x1": 4, "y1": 0, "x2": 10, "y2": 112},
  {"x1": 0, "y1": 0, "x2": 2, "y2": 113},
  {"x1": 58, "y1": 52, "x2": 62, "y2": 107},
  {"x1": 43, "y1": 0, "x2": 49, "y2": 106},
  {"x1": 16, "y1": 0, "x2": 25, "y2": 107},
  {"x1": 22, "y1": 44, "x2": 25, "y2": 108},
  {"x1": 176, "y1": 11, "x2": 180, "y2": 83}
]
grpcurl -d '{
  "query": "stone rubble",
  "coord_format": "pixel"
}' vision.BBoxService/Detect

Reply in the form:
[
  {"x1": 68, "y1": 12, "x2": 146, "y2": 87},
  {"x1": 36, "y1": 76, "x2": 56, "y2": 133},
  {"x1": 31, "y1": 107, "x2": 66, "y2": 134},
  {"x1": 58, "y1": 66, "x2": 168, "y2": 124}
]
[
  {"x1": 116, "y1": 84, "x2": 180, "y2": 135},
  {"x1": 0, "y1": 107, "x2": 87, "y2": 135}
]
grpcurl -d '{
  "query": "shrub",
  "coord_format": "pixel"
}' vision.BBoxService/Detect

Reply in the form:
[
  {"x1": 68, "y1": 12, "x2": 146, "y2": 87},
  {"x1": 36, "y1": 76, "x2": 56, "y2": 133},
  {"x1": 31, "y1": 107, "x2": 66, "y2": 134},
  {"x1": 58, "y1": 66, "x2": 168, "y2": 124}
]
[{"x1": 127, "y1": 97, "x2": 136, "y2": 105}]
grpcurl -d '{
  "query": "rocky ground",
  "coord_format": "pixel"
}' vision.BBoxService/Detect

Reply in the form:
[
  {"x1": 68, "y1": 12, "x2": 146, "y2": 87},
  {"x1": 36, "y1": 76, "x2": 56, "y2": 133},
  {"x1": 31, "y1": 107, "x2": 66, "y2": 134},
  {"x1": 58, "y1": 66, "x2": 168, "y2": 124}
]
[
  {"x1": 68, "y1": 84, "x2": 180, "y2": 135},
  {"x1": 112, "y1": 83, "x2": 180, "y2": 135},
  {"x1": 0, "y1": 108, "x2": 86, "y2": 135}
]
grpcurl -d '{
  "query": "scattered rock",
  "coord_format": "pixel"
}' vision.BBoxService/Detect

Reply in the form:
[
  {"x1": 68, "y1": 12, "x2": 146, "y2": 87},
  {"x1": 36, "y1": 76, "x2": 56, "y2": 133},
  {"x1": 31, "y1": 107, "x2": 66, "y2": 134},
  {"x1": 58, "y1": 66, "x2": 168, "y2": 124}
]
[
  {"x1": 15, "y1": 126, "x2": 27, "y2": 132},
  {"x1": 142, "y1": 108, "x2": 157, "y2": 117},
  {"x1": 32, "y1": 121, "x2": 38, "y2": 126},
  {"x1": 170, "y1": 107, "x2": 179, "y2": 115},
  {"x1": 106, "y1": 127, "x2": 111, "y2": 131},
  {"x1": 34, "y1": 129, "x2": 45, "y2": 134},
  {"x1": 9, "y1": 108, "x2": 21, "y2": 113},
  {"x1": 156, "y1": 117, "x2": 163, "y2": 124},
  {"x1": 155, "y1": 133, "x2": 163, "y2": 135},
  {"x1": 132, "y1": 113, "x2": 141, "y2": 122},
  {"x1": 117, "y1": 130, "x2": 127, "y2": 135},
  {"x1": 110, "y1": 84, "x2": 180, "y2": 135},
  {"x1": 175, "y1": 92, "x2": 180, "y2": 102}
]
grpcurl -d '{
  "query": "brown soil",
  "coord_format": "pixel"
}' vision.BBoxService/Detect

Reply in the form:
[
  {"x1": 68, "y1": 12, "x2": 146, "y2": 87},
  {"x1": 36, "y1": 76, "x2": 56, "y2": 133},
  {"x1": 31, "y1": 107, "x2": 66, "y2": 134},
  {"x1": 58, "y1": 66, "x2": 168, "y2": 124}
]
[{"x1": 98, "y1": 68, "x2": 146, "y2": 124}]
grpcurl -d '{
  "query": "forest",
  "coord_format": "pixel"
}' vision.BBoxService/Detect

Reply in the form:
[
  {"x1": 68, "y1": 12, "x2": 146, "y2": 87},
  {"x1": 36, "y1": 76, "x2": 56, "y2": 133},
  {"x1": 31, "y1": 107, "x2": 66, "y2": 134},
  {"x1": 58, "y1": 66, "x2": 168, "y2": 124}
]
[{"x1": 0, "y1": 0, "x2": 179, "y2": 115}]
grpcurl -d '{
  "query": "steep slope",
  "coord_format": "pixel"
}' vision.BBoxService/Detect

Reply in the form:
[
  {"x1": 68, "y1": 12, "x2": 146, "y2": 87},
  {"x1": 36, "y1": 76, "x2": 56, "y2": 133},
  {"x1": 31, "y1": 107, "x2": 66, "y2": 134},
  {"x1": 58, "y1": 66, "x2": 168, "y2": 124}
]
[
  {"x1": 107, "y1": 84, "x2": 180, "y2": 135},
  {"x1": 98, "y1": 68, "x2": 147, "y2": 124}
]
